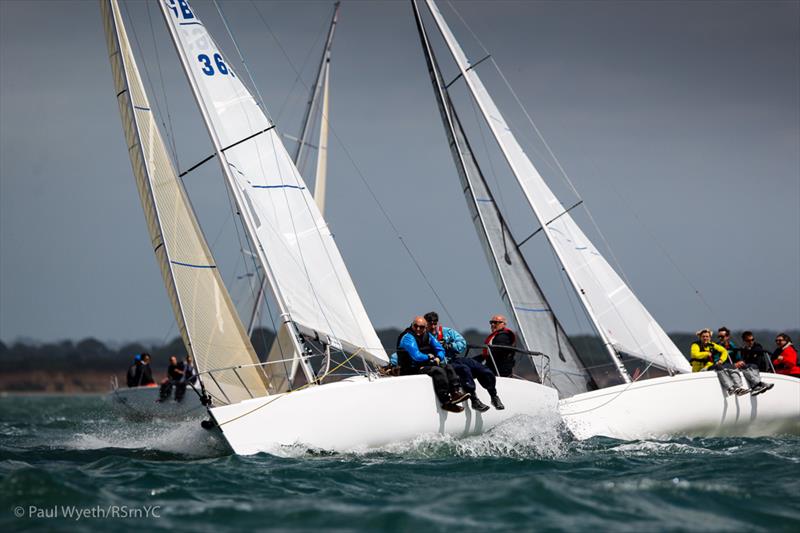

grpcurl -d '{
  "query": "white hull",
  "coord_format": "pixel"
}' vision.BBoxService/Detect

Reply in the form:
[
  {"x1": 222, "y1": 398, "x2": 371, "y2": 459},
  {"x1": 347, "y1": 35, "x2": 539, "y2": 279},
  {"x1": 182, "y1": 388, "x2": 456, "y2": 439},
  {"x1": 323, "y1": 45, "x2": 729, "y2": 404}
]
[
  {"x1": 210, "y1": 375, "x2": 558, "y2": 454},
  {"x1": 559, "y1": 372, "x2": 800, "y2": 440},
  {"x1": 106, "y1": 385, "x2": 206, "y2": 420}
]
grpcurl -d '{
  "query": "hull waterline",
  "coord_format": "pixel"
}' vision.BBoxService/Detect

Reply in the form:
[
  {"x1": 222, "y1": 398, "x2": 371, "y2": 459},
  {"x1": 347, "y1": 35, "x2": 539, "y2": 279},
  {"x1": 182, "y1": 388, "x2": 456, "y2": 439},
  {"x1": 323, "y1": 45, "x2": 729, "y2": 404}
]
[
  {"x1": 210, "y1": 375, "x2": 559, "y2": 454},
  {"x1": 559, "y1": 372, "x2": 800, "y2": 440}
]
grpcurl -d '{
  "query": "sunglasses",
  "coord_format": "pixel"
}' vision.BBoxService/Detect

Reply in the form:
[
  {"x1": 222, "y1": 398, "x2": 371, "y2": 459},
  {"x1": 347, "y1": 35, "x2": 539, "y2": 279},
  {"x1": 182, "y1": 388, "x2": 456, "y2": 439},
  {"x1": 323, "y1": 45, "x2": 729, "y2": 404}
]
[
  {"x1": 489, "y1": 320, "x2": 504, "y2": 325},
  {"x1": 412, "y1": 324, "x2": 426, "y2": 329}
]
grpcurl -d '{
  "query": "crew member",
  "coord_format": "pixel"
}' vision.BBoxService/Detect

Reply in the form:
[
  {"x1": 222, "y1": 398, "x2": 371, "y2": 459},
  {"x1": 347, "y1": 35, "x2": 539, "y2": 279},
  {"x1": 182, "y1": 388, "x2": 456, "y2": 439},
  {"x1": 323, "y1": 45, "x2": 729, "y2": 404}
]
[
  {"x1": 772, "y1": 333, "x2": 800, "y2": 377},
  {"x1": 174, "y1": 355, "x2": 197, "y2": 402},
  {"x1": 477, "y1": 314, "x2": 517, "y2": 379},
  {"x1": 729, "y1": 330, "x2": 773, "y2": 395},
  {"x1": 425, "y1": 311, "x2": 503, "y2": 411},
  {"x1": 690, "y1": 328, "x2": 746, "y2": 395},
  {"x1": 139, "y1": 353, "x2": 155, "y2": 386},
  {"x1": 158, "y1": 355, "x2": 184, "y2": 402},
  {"x1": 396, "y1": 316, "x2": 470, "y2": 413},
  {"x1": 739, "y1": 331, "x2": 773, "y2": 373},
  {"x1": 126, "y1": 354, "x2": 143, "y2": 388}
]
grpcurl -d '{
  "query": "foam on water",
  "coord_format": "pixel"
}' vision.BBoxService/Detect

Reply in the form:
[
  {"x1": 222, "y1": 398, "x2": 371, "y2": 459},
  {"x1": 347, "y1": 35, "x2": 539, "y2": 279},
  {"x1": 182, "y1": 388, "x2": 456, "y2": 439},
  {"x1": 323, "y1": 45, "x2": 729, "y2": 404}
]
[
  {"x1": 66, "y1": 418, "x2": 227, "y2": 457},
  {"x1": 263, "y1": 413, "x2": 570, "y2": 460}
]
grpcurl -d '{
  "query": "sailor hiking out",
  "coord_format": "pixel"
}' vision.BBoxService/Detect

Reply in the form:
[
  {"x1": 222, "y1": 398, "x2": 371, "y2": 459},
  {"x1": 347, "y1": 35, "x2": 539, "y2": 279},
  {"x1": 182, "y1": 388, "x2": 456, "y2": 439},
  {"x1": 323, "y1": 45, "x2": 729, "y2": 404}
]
[
  {"x1": 396, "y1": 316, "x2": 470, "y2": 413},
  {"x1": 691, "y1": 329, "x2": 747, "y2": 396},
  {"x1": 476, "y1": 315, "x2": 517, "y2": 378},
  {"x1": 425, "y1": 311, "x2": 503, "y2": 411}
]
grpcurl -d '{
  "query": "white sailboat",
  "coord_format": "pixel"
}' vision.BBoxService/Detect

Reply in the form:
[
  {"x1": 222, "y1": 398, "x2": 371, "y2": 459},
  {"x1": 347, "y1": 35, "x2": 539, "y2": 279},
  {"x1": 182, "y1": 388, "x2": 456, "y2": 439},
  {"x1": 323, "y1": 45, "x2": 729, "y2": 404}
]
[
  {"x1": 102, "y1": 0, "x2": 557, "y2": 453},
  {"x1": 414, "y1": 0, "x2": 800, "y2": 440}
]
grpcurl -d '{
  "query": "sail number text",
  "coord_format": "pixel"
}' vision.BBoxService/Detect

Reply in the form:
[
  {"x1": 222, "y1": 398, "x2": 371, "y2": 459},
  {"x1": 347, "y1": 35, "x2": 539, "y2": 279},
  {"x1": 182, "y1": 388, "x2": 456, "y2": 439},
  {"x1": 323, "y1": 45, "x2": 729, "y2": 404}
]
[
  {"x1": 166, "y1": 0, "x2": 194, "y2": 20},
  {"x1": 197, "y1": 53, "x2": 233, "y2": 77}
]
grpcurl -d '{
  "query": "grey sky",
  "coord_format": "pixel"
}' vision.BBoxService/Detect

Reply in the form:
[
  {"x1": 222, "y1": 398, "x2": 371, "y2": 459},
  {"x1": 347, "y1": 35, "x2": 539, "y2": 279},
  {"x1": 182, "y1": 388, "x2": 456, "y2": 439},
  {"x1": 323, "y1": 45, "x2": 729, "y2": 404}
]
[{"x1": 1, "y1": 0, "x2": 798, "y2": 344}]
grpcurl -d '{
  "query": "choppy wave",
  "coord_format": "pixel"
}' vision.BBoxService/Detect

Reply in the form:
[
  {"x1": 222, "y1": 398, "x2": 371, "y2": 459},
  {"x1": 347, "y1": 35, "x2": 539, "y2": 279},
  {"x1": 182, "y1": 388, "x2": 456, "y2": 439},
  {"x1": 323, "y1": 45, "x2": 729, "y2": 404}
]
[{"x1": 1, "y1": 395, "x2": 798, "y2": 532}]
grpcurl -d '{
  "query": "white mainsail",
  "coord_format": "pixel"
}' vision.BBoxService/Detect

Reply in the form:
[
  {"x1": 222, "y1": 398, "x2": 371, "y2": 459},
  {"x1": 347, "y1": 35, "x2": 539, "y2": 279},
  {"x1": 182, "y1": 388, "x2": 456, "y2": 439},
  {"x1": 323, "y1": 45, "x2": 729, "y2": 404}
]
[
  {"x1": 411, "y1": 2, "x2": 593, "y2": 397},
  {"x1": 101, "y1": 0, "x2": 269, "y2": 405},
  {"x1": 423, "y1": 0, "x2": 689, "y2": 375},
  {"x1": 158, "y1": 0, "x2": 387, "y2": 365}
]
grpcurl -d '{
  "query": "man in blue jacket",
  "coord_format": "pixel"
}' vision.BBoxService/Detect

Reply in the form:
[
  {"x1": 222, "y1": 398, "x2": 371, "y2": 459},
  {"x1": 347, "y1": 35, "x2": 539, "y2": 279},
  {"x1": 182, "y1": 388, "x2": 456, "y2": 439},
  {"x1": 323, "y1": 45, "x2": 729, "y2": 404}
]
[
  {"x1": 425, "y1": 312, "x2": 503, "y2": 412},
  {"x1": 396, "y1": 316, "x2": 470, "y2": 413}
]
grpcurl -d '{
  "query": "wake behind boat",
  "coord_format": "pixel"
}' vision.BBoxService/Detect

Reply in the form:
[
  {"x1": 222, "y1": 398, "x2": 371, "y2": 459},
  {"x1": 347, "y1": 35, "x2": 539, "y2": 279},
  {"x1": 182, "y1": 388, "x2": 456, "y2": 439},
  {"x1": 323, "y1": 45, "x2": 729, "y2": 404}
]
[{"x1": 106, "y1": 381, "x2": 205, "y2": 421}]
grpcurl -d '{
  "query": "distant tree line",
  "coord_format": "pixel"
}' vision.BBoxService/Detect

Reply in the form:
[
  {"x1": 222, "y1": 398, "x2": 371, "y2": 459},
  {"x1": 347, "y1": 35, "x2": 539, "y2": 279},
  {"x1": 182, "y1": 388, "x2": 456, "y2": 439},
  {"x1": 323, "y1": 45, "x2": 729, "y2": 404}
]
[{"x1": 2, "y1": 328, "x2": 795, "y2": 375}]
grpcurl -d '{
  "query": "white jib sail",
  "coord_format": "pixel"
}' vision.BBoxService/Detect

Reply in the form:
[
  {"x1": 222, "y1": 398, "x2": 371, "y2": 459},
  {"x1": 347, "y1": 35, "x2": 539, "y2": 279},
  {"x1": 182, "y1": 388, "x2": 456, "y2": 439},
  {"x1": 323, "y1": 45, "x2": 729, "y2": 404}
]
[
  {"x1": 424, "y1": 0, "x2": 689, "y2": 374},
  {"x1": 102, "y1": 0, "x2": 269, "y2": 405},
  {"x1": 159, "y1": 0, "x2": 387, "y2": 365}
]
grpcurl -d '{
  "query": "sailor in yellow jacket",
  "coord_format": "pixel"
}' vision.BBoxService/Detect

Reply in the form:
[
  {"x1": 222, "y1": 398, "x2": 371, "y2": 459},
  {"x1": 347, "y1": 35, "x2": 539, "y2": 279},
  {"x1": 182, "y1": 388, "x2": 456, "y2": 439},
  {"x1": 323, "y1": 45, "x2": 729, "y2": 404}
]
[
  {"x1": 690, "y1": 328, "x2": 747, "y2": 395},
  {"x1": 690, "y1": 329, "x2": 729, "y2": 371}
]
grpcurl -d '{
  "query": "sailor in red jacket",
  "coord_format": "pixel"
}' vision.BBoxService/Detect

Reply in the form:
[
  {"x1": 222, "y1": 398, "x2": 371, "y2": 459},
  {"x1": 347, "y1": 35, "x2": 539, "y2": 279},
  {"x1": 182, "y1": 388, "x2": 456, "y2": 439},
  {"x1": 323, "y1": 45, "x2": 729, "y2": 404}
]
[
  {"x1": 772, "y1": 333, "x2": 800, "y2": 377},
  {"x1": 478, "y1": 314, "x2": 517, "y2": 378}
]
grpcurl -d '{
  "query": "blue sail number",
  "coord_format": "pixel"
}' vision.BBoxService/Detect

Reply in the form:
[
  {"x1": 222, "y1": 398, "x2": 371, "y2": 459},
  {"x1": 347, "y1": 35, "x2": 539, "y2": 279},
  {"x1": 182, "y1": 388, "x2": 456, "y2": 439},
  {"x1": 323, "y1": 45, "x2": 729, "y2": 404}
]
[
  {"x1": 197, "y1": 54, "x2": 233, "y2": 77},
  {"x1": 166, "y1": 0, "x2": 194, "y2": 20}
]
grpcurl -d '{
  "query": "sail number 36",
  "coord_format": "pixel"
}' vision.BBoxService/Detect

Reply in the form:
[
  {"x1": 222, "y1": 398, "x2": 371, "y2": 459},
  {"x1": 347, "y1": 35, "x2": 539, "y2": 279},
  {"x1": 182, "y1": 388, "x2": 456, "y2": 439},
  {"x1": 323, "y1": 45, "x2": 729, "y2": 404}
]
[{"x1": 197, "y1": 54, "x2": 231, "y2": 77}]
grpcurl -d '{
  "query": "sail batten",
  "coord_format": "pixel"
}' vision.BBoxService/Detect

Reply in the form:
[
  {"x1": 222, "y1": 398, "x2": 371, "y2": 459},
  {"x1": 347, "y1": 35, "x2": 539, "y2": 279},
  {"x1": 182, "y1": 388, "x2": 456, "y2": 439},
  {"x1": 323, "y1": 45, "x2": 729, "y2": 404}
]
[
  {"x1": 101, "y1": 0, "x2": 269, "y2": 405},
  {"x1": 158, "y1": 0, "x2": 387, "y2": 365},
  {"x1": 422, "y1": 0, "x2": 690, "y2": 375}
]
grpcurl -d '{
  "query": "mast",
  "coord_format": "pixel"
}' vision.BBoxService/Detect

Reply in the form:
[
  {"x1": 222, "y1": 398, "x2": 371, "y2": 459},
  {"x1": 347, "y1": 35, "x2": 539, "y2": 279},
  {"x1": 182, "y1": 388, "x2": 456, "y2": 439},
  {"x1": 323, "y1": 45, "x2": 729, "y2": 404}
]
[
  {"x1": 410, "y1": 1, "x2": 594, "y2": 395},
  {"x1": 421, "y1": 0, "x2": 638, "y2": 381},
  {"x1": 294, "y1": 1, "x2": 340, "y2": 169}
]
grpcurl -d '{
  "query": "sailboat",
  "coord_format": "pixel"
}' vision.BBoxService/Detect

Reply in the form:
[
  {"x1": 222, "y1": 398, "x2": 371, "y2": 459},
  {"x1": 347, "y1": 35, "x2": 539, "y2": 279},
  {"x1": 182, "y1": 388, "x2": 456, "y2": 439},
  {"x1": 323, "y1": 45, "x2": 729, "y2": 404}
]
[
  {"x1": 101, "y1": 0, "x2": 557, "y2": 454},
  {"x1": 413, "y1": 0, "x2": 799, "y2": 440}
]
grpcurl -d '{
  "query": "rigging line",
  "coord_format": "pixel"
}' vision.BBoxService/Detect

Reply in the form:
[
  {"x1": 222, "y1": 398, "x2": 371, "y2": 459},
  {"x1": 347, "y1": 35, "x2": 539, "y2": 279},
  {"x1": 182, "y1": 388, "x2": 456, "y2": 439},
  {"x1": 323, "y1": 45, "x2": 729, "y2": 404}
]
[
  {"x1": 445, "y1": 0, "x2": 631, "y2": 282},
  {"x1": 217, "y1": 347, "x2": 364, "y2": 426},
  {"x1": 212, "y1": 0, "x2": 270, "y2": 121},
  {"x1": 145, "y1": 0, "x2": 180, "y2": 168},
  {"x1": 122, "y1": 1, "x2": 171, "y2": 156},
  {"x1": 609, "y1": 182, "x2": 715, "y2": 314},
  {"x1": 467, "y1": 91, "x2": 509, "y2": 240},
  {"x1": 239, "y1": 1, "x2": 362, "y2": 352},
  {"x1": 244, "y1": 0, "x2": 459, "y2": 329},
  {"x1": 444, "y1": 1, "x2": 652, "y2": 358},
  {"x1": 490, "y1": 52, "x2": 636, "y2": 291},
  {"x1": 248, "y1": 0, "x2": 328, "y2": 125}
]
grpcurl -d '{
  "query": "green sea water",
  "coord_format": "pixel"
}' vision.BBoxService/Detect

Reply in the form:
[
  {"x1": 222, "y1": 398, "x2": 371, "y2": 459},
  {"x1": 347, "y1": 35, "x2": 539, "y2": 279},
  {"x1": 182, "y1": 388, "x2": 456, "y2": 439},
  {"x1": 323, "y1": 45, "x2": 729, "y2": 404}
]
[{"x1": 1, "y1": 395, "x2": 797, "y2": 532}]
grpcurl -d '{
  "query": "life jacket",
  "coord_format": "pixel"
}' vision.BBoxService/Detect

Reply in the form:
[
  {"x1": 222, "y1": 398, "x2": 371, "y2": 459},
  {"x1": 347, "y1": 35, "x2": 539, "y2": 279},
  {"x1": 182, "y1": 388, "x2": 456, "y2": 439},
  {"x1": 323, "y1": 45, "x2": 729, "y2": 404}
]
[
  {"x1": 435, "y1": 325, "x2": 444, "y2": 343},
  {"x1": 396, "y1": 328, "x2": 436, "y2": 372},
  {"x1": 482, "y1": 327, "x2": 517, "y2": 359},
  {"x1": 690, "y1": 342, "x2": 727, "y2": 367}
]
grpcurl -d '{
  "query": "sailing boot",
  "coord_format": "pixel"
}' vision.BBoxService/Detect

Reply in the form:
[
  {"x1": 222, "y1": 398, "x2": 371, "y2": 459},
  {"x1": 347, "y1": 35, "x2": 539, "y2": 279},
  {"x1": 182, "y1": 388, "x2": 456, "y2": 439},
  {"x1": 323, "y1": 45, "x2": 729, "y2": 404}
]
[
  {"x1": 470, "y1": 396, "x2": 490, "y2": 412},
  {"x1": 490, "y1": 395, "x2": 505, "y2": 410},
  {"x1": 450, "y1": 388, "x2": 470, "y2": 404},
  {"x1": 441, "y1": 402, "x2": 464, "y2": 413}
]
